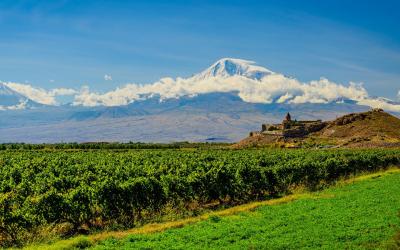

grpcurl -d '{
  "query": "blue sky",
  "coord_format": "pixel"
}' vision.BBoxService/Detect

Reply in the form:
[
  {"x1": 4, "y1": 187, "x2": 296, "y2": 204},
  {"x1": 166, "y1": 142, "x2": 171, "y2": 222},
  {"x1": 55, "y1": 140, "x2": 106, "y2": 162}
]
[{"x1": 0, "y1": 0, "x2": 399, "y2": 99}]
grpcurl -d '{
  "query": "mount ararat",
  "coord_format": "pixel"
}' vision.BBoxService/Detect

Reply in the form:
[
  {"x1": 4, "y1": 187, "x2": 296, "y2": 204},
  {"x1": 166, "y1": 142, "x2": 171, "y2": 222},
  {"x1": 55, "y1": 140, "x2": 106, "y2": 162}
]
[{"x1": 0, "y1": 58, "x2": 399, "y2": 143}]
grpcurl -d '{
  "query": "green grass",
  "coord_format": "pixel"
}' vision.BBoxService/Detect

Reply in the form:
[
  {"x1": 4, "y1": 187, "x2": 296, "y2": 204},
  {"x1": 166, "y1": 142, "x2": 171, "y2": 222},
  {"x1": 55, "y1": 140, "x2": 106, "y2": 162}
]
[{"x1": 91, "y1": 171, "x2": 400, "y2": 250}]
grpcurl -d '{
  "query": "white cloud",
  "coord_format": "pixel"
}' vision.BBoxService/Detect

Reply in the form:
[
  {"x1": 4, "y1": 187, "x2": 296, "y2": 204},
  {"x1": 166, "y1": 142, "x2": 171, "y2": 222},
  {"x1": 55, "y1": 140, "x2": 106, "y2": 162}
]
[
  {"x1": 0, "y1": 100, "x2": 27, "y2": 111},
  {"x1": 72, "y1": 85, "x2": 137, "y2": 107},
  {"x1": 104, "y1": 74, "x2": 112, "y2": 81},
  {"x1": 5, "y1": 82, "x2": 57, "y2": 105},
  {"x1": 49, "y1": 88, "x2": 78, "y2": 96},
  {"x1": 398, "y1": 90, "x2": 400, "y2": 100},
  {"x1": 3, "y1": 62, "x2": 400, "y2": 113},
  {"x1": 276, "y1": 93, "x2": 293, "y2": 103},
  {"x1": 71, "y1": 73, "x2": 400, "y2": 112},
  {"x1": 72, "y1": 74, "x2": 360, "y2": 104},
  {"x1": 4, "y1": 82, "x2": 77, "y2": 105},
  {"x1": 357, "y1": 98, "x2": 400, "y2": 112}
]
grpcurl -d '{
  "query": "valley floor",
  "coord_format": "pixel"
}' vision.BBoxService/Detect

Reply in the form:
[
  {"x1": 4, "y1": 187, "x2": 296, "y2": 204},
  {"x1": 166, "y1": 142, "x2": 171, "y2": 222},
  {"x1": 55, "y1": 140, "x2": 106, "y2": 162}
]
[{"x1": 29, "y1": 169, "x2": 400, "y2": 250}]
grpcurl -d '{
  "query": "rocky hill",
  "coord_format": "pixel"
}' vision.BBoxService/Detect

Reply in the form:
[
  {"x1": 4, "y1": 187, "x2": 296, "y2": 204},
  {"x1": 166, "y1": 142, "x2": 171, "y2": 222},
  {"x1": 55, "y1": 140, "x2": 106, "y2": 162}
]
[
  {"x1": 314, "y1": 109, "x2": 400, "y2": 147},
  {"x1": 234, "y1": 109, "x2": 400, "y2": 148}
]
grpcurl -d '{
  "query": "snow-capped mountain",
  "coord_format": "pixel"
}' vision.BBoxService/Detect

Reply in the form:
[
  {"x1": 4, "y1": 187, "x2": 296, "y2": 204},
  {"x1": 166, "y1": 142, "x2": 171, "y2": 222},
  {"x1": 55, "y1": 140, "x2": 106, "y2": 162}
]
[
  {"x1": 0, "y1": 82, "x2": 40, "y2": 110},
  {"x1": 2, "y1": 58, "x2": 400, "y2": 113},
  {"x1": 0, "y1": 58, "x2": 399, "y2": 143},
  {"x1": 190, "y1": 58, "x2": 274, "y2": 81},
  {"x1": 70, "y1": 58, "x2": 399, "y2": 112}
]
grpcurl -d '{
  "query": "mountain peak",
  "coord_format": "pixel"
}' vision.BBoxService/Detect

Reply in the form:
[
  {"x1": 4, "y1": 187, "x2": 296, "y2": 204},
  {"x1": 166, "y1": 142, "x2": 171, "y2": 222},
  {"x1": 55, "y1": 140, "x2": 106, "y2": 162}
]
[
  {"x1": 0, "y1": 82, "x2": 40, "y2": 110},
  {"x1": 0, "y1": 82, "x2": 17, "y2": 95},
  {"x1": 0, "y1": 82, "x2": 27, "y2": 99},
  {"x1": 191, "y1": 58, "x2": 274, "y2": 81}
]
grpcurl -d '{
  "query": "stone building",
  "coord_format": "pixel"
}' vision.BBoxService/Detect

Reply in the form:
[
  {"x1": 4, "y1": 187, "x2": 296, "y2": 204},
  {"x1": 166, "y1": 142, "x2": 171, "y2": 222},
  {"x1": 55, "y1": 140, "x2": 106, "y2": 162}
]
[{"x1": 250, "y1": 113, "x2": 326, "y2": 138}]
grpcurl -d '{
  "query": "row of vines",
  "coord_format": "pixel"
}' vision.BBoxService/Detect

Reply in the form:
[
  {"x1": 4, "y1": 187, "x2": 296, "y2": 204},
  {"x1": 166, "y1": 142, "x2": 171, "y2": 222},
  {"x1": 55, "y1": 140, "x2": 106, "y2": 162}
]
[{"x1": 0, "y1": 149, "x2": 399, "y2": 246}]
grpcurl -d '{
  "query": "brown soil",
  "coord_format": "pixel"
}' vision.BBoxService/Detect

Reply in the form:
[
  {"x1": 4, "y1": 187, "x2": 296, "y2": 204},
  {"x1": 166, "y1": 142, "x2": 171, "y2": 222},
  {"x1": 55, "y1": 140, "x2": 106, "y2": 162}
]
[{"x1": 234, "y1": 109, "x2": 400, "y2": 148}]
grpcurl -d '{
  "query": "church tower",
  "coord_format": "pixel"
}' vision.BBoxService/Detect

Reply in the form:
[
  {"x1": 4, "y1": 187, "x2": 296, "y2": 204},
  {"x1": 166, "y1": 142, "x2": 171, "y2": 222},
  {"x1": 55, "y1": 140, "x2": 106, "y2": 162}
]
[
  {"x1": 282, "y1": 112, "x2": 292, "y2": 129},
  {"x1": 285, "y1": 112, "x2": 291, "y2": 122}
]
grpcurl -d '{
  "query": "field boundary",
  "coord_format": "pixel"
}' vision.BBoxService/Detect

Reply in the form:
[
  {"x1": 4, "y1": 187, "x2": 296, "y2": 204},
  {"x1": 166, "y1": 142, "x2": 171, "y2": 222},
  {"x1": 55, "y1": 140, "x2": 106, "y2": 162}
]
[{"x1": 24, "y1": 167, "x2": 400, "y2": 250}]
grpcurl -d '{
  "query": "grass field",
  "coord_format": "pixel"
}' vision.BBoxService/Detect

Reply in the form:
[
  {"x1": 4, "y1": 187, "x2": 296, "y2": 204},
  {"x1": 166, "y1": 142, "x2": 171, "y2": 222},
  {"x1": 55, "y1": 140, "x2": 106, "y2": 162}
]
[{"x1": 88, "y1": 170, "x2": 400, "y2": 250}]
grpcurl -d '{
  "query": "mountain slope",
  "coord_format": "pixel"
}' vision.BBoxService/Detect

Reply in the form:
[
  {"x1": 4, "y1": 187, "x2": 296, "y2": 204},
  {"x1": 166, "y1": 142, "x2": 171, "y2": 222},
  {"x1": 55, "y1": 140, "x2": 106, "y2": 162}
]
[
  {"x1": 190, "y1": 58, "x2": 273, "y2": 80},
  {"x1": 0, "y1": 82, "x2": 42, "y2": 110},
  {"x1": 314, "y1": 109, "x2": 400, "y2": 147},
  {"x1": 1, "y1": 58, "x2": 400, "y2": 143},
  {"x1": 67, "y1": 58, "x2": 400, "y2": 113},
  {"x1": 0, "y1": 92, "x2": 372, "y2": 143},
  {"x1": 2, "y1": 58, "x2": 400, "y2": 113}
]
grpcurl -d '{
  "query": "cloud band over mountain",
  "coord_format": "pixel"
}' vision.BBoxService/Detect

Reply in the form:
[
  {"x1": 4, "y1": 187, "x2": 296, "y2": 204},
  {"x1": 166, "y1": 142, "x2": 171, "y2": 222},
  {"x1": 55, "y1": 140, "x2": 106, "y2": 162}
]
[
  {"x1": 2, "y1": 58, "x2": 400, "y2": 112},
  {"x1": 3, "y1": 82, "x2": 77, "y2": 106}
]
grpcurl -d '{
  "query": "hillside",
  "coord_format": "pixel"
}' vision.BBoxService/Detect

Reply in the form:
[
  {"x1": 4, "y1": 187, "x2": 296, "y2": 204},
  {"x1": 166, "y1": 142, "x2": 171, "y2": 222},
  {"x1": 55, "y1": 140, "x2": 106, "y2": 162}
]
[
  {"x1": 314, "y1": 109, "x2": 400, "y2": 147},
  {"x1": 235, "y1": 109, "x2": 400, "y2": 148},
  {"x1": 0, "y1": 94, "x2": 369, "y2": 143}
]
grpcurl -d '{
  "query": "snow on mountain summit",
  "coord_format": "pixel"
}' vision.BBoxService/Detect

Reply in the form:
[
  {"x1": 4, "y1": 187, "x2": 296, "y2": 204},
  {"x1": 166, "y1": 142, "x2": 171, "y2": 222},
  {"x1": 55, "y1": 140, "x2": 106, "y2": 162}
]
[
  {"x1": 2, "y1": 58, "x2": 400, "y2": 113},
  {"x1": 0, "y1": 82, "x2": 41, "y2": 110},
  {"x1": 191, "y1": 58, "x2": 274, "y2": 81},
  {"x1": 0, "y1": 82, "x2": 18, "y2": 95}
]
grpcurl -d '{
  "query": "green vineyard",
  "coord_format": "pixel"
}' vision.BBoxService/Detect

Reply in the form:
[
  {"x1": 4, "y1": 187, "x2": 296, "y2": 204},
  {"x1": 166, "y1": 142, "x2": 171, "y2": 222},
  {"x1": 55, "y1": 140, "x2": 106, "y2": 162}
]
[{"x1": 1, "y1": 148, "x2": 399, "y2": 247}]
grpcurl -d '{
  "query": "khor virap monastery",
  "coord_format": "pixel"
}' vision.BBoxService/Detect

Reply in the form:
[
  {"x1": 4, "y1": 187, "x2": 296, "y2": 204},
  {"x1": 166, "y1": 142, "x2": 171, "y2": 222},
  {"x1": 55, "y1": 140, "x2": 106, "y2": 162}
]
[{"x1": 250, "y1": 113, "x2": 326, "y2": 138}]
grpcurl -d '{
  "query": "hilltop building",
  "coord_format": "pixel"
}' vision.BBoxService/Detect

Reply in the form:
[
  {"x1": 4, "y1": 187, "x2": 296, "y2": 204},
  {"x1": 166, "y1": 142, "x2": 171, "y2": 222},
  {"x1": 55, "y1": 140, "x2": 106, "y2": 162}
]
[{"x1": 250, "y1": 113, "x2": 326, "y2": 138}]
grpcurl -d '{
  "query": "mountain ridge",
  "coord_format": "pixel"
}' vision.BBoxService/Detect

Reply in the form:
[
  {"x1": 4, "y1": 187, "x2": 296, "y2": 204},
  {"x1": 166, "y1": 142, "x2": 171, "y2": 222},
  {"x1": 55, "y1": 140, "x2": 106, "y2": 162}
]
[
  {"x1": 0, "y1": 82, "x2": 42, "y2": 110},
  {"x1": 0, "y1": 92, "x2": 375, "y2": 143},
  {"x1": 2, "y1": 58, "x2": 399, "y2": 112},
  {"x1": 1, "y1": 58, "x2": 399, "y2": 143}
]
